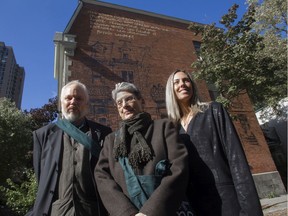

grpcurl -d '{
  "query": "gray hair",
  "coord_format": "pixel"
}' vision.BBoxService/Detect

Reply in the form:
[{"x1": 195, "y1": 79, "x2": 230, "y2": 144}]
[
  {"x1": 112, "y1": 82, "x2": 142, "y2": 101},
  {"x1": 165, "y1": 70, "x2": 208, "y2": 124},
  {"x1": 60, "y1": 80, "x2": 89, "y2": 102}
]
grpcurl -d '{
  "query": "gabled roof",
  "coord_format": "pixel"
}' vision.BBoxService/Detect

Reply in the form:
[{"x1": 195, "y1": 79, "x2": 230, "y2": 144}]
[{"x1": 64, "y1": 0, "x2": 203, "y2": 33}]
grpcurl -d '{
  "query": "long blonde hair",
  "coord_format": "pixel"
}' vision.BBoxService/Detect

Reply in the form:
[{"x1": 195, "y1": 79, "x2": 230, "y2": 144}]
[{"x1": 165, "y1": 70, "x2": 209, "y2": 124}]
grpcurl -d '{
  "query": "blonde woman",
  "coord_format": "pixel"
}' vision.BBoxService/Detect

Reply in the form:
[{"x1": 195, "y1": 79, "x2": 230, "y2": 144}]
[{"x1": 165, "y1": 70, "x2": 263, "y2": 216}]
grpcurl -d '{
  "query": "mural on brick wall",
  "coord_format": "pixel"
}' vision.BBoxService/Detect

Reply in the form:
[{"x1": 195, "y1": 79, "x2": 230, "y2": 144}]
[
  {"x1": 88, "y1": 11, "x2": 169, "y2": 39},
  {"x1": 85, "y1": 9, "x2": 191, "y2": 125},
  {"x1": 237, "y1": 114, "x2": 258, "y2": 145},
  {"x1": 88, "y1": 36, "x2": 169, "y2": 125},
  {"x1": 150, "y1": 83, "x2": 166, "y2": 118}
]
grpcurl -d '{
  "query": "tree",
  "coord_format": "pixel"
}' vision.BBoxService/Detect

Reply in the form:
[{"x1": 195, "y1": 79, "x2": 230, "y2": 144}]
[
  {"x1": 189, "y1": 2, "x2": 287, "y2": 114},
  {"x1": 0, "y1": 98, "x2": 33, "y2": 184},
  {"x1": 247, "y1": 0, "x2": 287, "y2": 36},
  {"x1": 0, "y1": 169, "x2": 37, "y2": 216},
  {"x1": 0, "y1": 98, "x2": 34, "y2": 215},
  {"x1": 246, "y1": 0, "x2": 287, "y2": 111},
  {"x1": 0, "y1": 96, "x2": 58, "y2": 183},
  {"x1": 24, "y1": 96, "x2": 59, "y2": 131},
  {"x1": 0, "y1": 97, "x2": 59, "y2": 215}
]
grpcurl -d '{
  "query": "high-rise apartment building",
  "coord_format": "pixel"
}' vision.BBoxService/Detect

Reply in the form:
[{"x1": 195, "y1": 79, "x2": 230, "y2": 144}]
[{"x1": 0, "y1": 42, "x2": 25, "y2": 109}]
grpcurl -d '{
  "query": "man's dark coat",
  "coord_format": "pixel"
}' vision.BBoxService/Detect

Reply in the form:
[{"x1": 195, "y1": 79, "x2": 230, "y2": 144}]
[{"x1": 26, "y1": 119, "x2": 112, "y2": 216}]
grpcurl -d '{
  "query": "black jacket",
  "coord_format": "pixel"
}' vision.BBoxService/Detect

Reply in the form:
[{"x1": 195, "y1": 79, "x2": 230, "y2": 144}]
[
  {"x1": 26, "y1": 119, "x2": 112, "y2": 216},
  {"x1": 180, "y1": 102, "x2": 263, "y2": 216}
]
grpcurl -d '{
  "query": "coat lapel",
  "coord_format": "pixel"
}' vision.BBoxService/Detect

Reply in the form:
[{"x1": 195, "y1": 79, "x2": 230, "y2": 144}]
[
  {"x1": 48, "y1": 124, "x2": 63, "y2": 162},
  {"x1": 87, "y1": 120, "x2": 101, "y2": 143}
]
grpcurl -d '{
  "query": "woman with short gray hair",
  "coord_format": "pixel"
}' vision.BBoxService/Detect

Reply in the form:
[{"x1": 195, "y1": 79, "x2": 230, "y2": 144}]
[{"x1": 95, "y1": 82, "x2": 190, "y2": 216}]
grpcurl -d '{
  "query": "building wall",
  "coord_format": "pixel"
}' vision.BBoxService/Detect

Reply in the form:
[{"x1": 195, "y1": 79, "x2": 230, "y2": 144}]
[
  {"x1": 228, "y1": 93, "x2": 277, "y2": 174},
  {"x1": 0, "y1": 42, "x2": 25, "y2": 109},
  {"x1": 68, "y1": 3, "x2": 205, "y2": 126},
  {"x1": 256, "y1": 98, "x2": 288, "y2": 190},
  {"x1": 55, "y1": 1, "x2": 286, "y2": 197}
]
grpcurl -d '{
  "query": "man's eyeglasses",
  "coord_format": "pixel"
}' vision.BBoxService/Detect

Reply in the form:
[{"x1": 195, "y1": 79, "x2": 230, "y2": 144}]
[{"x1": 116, "y1": 95, "x2": 137, "y2": 108}]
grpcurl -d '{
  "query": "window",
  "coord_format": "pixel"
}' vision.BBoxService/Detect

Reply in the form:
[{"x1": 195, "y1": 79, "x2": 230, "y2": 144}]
[
  {"x1": 94, "y1": 106, "x2": 108, "y2": 114},
  {"x1": 192, "y1": 41, "x2": 201, "y2": 56},
  {"x1": 121, "y1": 70, "x2": 134, "y2": 83},
  {"x1": 123, "y1": 53, "x2": 129, "y2": 59},
  {"x1": 207, "y1": 82, "x2": 219, "y2": 101},
  {"x1": 98, "y1": 118, "x2": 107, "y2": 125}
]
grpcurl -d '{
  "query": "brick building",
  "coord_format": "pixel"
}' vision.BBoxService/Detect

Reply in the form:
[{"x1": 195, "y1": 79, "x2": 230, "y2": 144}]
[{"x1": 53, "y1": 0, "x2": 286, "y2": 197}]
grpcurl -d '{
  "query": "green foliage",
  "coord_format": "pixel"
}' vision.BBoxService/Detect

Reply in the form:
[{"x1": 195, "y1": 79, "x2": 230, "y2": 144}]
[
  {"x1": 247, "y1": 0, "x2": 287, "y2": 112},
  {"x1": 0, "y1": 98, "x2": 33, "y2": 184},
  {"x1": 0, "y1": 97, "x2": 58, "y2": 215},
  {"x1": 247, "y1": 0, "x2": 287, "y2": 36},
  {"x1": 0, "y1": 168, "x2": 37, "y2": 215},
  {"x1": 189, "y1": 2, "x2": 287, "y2": 112}
]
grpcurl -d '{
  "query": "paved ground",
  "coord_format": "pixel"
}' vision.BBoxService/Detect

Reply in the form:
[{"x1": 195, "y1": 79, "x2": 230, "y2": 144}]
[{"x1": 261, "y1": 194, "x2": 287, "y2": 216}]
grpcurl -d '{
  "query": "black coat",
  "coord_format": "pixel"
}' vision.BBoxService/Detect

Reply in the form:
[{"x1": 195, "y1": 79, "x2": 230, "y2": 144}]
[
  {"x1": 180, "y1": 102, "x2": 263, "y2": 216},
  {"x1": 26, "y1": 119, "x2": 112, "y2": 216}
]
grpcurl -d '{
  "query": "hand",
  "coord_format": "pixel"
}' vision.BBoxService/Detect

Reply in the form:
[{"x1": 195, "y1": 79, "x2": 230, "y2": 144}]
[{"x1": 135, "y1": 213, "x2": 147, "y2": 216}]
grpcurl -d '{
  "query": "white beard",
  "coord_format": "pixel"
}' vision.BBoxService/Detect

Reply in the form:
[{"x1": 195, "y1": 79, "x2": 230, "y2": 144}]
[
  {"x1": 62, "y1": 112, "x2": 80, "y2": 122},
  {"x1": 62, "y1": 108, "x2": 88, "y2": 123}
]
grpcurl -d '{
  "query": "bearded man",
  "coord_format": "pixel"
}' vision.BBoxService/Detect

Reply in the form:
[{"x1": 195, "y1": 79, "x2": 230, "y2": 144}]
[{"x1": 26, "y1": 80, "x2": 112, "y2": 216}]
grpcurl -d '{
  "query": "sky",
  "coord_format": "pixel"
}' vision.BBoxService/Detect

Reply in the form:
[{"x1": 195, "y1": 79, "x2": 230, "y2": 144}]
[{"x1": 1, "y1": 0, "x2": 247, "y2": 111}]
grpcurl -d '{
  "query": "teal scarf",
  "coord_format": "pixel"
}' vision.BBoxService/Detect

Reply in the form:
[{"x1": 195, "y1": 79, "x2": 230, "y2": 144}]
[{"x1": 55, "y1": 118, "x2": 101, "y2": 158}]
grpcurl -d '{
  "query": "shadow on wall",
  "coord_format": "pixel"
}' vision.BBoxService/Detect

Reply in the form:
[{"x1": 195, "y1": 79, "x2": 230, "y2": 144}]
[{"x1": 256, "y1": 97, "x2": 288, "y2": 190}]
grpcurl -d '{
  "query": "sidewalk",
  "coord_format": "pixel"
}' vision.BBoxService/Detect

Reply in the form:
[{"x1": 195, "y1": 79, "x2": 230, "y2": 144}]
[{"x1": 261, "y1": 194, "x2": 287, "y2": 216}]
